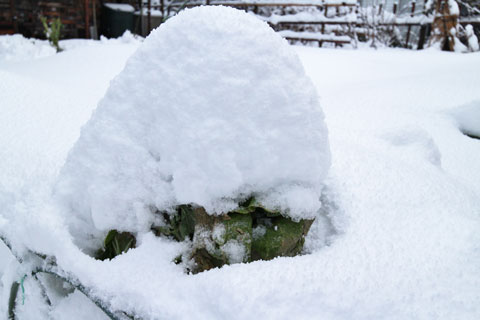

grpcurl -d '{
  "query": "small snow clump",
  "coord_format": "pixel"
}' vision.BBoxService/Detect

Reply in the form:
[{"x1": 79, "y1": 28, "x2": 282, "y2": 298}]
[{"x1": 465, "y1": 25, "x2": 479, "y2": 52}]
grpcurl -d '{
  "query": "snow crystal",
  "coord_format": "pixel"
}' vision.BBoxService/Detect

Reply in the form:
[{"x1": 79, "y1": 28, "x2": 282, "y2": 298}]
[
  {"x1": 193, "y1": 227, "x2": 216, "y2": 255},
  {"x1": 55, "y1": 6, "x2": 330, "y2": 248},
  {"x1": 252, "y1": 225, "x2": 266, "y2": 240},
  {"x1": 212, "y1": 223, "x2": 226, "y2": 244},
  {"x1": 221, "y1": 240, "x2": 247, "y2": 264}
]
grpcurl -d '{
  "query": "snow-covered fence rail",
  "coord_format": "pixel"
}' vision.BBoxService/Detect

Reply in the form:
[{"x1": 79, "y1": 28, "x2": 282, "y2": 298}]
[
  {"x1": 138, "y1": 0, "x2": 479, "y2": 49},
  {"x1": 460, "y1": 16, "x2": 480, "y2": 24},
  {"x1": 156, "y1": 0, "x2": 435, "y2": 48},
  {"x1": 181, "y1": 0, "x2": 358, "y2": 7},
  {"x1": 254, "y1": 0, "x2": 434, "y2": 48},
  {"x1": 142, "y1": 0, "x2": 358, "y2": 46},
  {"x1": 278, "y1": 30, "x2": 352, "y2": 45}
]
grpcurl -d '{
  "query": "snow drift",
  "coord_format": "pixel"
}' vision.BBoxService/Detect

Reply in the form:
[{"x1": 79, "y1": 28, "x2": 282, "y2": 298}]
[
  {"x1": 0, "y1": 34, "x2": 55, "y2": 62},
  {"x1": 450, "y1": 100, "x2": 480, "y2": 138},
  {"x1": 54, "y1": 6, "x2": 331, "y2": 251}
]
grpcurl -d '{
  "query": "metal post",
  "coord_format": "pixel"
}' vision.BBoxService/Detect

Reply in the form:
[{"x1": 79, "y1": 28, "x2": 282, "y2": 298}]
[
  {"x1": 148, "y1": 0, "x2": 151, "y2": 34},
  {"x1": 140, "y1": 0, "x2": 144, "y2": 36},
  {"x1": 417, "y1": 0, "x2": 428, "y2": 49},
  {"x1": 161, "y1": 0, "x2": 164, "y2": 21},
  {"x1": 405, "y1": 1, "x2": 416, "y2": 47},
  {"x1": 9, "y1": 0, "x2": 18, "y2": 33},
  {"x1": 85, "y1": 0, "x2": 90, "y2": 38},
  {"x1": 91, "y1": 0, "x2": 98, "y2": 39}
]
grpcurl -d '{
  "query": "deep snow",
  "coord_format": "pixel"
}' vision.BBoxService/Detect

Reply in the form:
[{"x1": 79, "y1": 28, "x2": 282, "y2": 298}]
[{"x1": 1, "y1": 17, "x2": 480, "y2": 320}]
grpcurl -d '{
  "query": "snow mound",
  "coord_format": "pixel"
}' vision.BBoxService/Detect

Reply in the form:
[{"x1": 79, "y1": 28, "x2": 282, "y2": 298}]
[
  {"x1": 0, "y1": 34, "x2": 56, "y2": 62},
  {"x1": 55, "y1": 6, "x2": 330, "y2": 250},
  {"x1": 449, "y1": 100, "x2": 480, "y2": 138}
]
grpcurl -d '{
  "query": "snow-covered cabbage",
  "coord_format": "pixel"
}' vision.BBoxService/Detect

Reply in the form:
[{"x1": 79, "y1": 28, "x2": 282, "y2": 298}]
[{"x1": 54, "y1": 6, "x2": 330, "y2": 250}]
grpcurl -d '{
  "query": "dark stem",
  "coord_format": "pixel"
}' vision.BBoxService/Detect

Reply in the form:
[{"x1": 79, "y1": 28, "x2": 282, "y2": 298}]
[{"x1": 8, "y1": 281, "x2": 19, "y2": 320}]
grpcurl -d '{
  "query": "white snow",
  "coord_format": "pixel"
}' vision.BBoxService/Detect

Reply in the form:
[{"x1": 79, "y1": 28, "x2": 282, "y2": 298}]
[
  {"x1": 449, "y1": 100, "x2": 480, "y2": 138},
  {"x1": 0, "y1": 35, "x2": 55, "y2": 62},
  {"x1": 448, "y1": 0, "x2": 460, "y2": 16},
  {"x1": 49, "y1": 290, "x2": 109, "y2": 320},
  {"x1": 212, "y1": 224, "x2": 226, "y2": 243},
  {"x1": 279, "y1": 30, "x2": 351, "y2": 42},
  {"x1": 104, "y1": 3, "x2": 135, "y2": 13},
  {"x1": 221, "y1": 240, "x2": 247, "y2": 264},
  {"x1": 1, "y1": 7, "x2": 480, "y2": 320},
  {"x1": 381, "y1": 125, "x2": 442, "y2": 167},
  {"x1": 466, "y1": 24, "x2": 479, "y2": 52},
  {"x1": 55, "y1": 6, "x2": 331, "y2": 250},
  {"x1": 0, "y1": 32, "x2": 141, "y2": 63},
  {"x1": 219, "y1": 0, "x2": 357, "y2": 4},
  {"x1": 135, "y1": 8, "x2": 164, "y2": 17},
  {"x1": 252, "y1": 225, "x2": 267, "y2": 239},
  {"x1": 263, "y1": 11, "x2": 357, "y2": 25}
]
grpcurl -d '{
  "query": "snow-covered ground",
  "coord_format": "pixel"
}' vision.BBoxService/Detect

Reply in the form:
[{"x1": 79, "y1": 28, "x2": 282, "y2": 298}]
[{"x1": 1, "y1": 23, "x2": 480, "y2": 320}]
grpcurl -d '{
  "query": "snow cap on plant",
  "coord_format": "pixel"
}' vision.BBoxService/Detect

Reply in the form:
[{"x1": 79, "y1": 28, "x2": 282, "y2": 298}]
[{"x1": 54, "y1": 6, "x2": 331, "y2": 250}]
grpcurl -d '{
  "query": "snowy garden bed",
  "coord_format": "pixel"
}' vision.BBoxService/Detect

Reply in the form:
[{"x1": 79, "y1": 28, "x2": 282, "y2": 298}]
[{"x1": 1, "y1": 6, "x2": 480, "y2": 320}]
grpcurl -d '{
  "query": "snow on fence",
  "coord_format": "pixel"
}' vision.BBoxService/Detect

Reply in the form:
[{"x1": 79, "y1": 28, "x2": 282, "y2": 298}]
[
  {"x1": 138, "y1": 1, "x2": 359, "y2": 45},
  {"x1": 137, "y1": 0, "x2": 479, "y2": 50},
  {"x1": 139, "y1": 1, "x2": 383, "y2": 47}
]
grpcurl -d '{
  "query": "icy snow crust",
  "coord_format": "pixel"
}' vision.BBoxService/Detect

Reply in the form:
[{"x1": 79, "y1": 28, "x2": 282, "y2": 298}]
[{"x1": 55, "y1": 6, "x2": 330, "y2": 245}]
